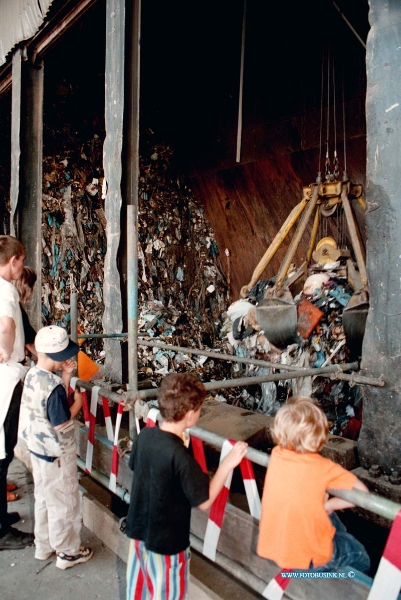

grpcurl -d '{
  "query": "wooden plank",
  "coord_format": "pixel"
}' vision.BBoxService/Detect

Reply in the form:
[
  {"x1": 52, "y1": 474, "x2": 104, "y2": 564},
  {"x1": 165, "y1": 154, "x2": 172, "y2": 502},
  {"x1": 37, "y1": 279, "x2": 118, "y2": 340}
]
[{"x1": 199, "y1": 401, "x2": 267, "y2": 447}]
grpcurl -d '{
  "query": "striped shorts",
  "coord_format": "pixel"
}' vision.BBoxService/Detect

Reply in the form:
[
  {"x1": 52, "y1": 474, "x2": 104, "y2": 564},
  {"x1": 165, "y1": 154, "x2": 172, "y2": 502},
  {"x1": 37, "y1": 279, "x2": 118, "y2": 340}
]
[{"x1": 126, "y1": 539, "x2": 190, "y2": 600}]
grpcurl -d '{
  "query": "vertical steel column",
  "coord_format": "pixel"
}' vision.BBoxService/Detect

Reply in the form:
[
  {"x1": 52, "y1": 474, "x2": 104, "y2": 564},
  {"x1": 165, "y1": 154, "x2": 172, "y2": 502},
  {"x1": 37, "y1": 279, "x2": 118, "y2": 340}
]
[
  {"x1": 10, "y1": 49, "x2": 22, "y2": 238},
  {"x1": 103, "y1": 0, "x2": 125, "y2": 382},
  {"x1": 235, "y1": 0, "x2": 247, "y2": 163},
  {"x1": 19, "y1": 58, "x2": 43, "y2": 334},
  {"x1": 126, "y1": 0, "x2": 141, "y2": 440},
  {"x1": 70, "y1": 291, "x2": 78, "y2": 364}
]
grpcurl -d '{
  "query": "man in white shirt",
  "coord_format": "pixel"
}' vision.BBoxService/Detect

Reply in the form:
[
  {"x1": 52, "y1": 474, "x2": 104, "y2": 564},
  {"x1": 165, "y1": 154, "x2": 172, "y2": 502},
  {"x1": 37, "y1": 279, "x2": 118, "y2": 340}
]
[{"x1": 0, "y1": 235, "x2": 34, "y2": 549}]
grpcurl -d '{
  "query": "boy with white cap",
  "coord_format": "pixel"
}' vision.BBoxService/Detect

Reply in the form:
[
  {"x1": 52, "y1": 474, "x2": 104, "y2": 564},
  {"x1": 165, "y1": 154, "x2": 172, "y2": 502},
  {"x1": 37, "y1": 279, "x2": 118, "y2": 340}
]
[{"x1": 19, "y1": 325, "x2": 93, "y2": 569}]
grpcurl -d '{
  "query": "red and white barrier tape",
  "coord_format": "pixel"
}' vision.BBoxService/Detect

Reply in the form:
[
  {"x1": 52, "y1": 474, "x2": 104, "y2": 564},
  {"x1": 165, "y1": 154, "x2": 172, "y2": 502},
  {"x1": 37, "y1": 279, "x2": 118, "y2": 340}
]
[
  {"x1": 368, "y1": 508, "x2": 401, "y2": 600},
  {"x1": 135, "y1": 417, "x2": 141, "y2": 435},
  {"x1": 70, "y1": 377, "x2": 78, "y2": 392},
  {"x1": 109, "y1": 396, "x2": 125, "y2": 493},
  {"x1": 262, "y1": 572, "x2": 292, "y2": 600},
  {"x1": 190, "y1": 436, "x2": 208, "y2": 474},
  {"x1": 102, "y1": 396, "x2": 114, "y2": 441},
  {"x1": 239, "y1": 451, "x2": 261, "y2": 519},
  {"x1": 192, "y1": 437, "x2": 261, "y2": 518},
  {"x1": 85, "y1": 385, "x2": 100, "y2": 474},
  {"x1": 145, "y1": 408, "x2": 160, "y2": 428},
  {"x1": 202, "y1": 439, "x2": 234, "y2": 561}
]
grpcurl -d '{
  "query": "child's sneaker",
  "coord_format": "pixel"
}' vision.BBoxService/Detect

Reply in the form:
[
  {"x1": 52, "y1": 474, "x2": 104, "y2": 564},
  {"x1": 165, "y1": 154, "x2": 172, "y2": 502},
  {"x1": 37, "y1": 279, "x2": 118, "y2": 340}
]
[
  {"x1": 56, "y1": 547, "x2": 93, "y2": 570},
  {"x1": 35, "y1": 550, "x2": 53, "y2": 560}
]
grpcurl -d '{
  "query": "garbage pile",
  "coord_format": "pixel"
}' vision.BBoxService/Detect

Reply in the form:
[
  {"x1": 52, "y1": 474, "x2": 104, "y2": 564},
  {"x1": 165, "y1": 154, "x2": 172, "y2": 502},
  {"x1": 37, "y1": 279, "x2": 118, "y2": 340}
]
[
  {"x1": 220, "y1": 253, "x2": 364, "y2": 439},
  {"x1": 39, "y1": 112, "x2": 363, "y2": 437},
  {"x1": 41, "y1": 126, "x2": 106, "y2": 359},
  {"x1": 136, "y1": 139, "x2": 229, "y2": 340},
  {"x1": 133, "y1": 138, "x2": 238, "y2": 390},
  {"x1": 40, "y1": 128, "x2": 236, "y2": 385}
]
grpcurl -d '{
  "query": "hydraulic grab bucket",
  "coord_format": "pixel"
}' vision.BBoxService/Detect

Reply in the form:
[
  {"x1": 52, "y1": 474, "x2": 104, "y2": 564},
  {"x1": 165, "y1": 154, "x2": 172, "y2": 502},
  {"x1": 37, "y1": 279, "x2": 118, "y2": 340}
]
[
  {"x1": 341, "y1": 187, "x2": 370, "y2": 355},
  {"x1": 254, "y1": 184, "x2": 320, "y2": 348},
  {"x1": 342, "y1": 260, "x2": 369, "y2": 356},
  {"x1": 256, "y1": 289, "x2": 299, "y2": 348}
]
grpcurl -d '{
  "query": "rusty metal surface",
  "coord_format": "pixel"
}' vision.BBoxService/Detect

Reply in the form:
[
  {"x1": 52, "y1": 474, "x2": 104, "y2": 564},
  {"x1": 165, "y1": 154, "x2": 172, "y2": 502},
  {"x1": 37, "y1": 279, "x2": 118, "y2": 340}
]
[
  {"x1": 19, "y1": 60, "x2": 43, "y2": 334},
  {"x1": 190, "y1": 139, "x2": 367, "y2": 300}
]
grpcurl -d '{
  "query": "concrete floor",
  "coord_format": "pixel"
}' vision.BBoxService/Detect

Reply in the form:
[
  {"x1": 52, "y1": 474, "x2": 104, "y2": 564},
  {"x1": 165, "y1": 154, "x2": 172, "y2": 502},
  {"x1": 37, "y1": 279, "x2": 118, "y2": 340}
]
[{"x1": 1, "y1": 460, "x2": 127, "y2": 600}]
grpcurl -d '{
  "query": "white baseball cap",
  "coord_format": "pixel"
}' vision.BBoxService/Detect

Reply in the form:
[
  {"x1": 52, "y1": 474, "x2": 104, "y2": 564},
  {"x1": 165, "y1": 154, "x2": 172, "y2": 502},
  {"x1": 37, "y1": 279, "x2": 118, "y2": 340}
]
[{"x1": 35, "y1": 325, "x2": 79, "y2": 361}]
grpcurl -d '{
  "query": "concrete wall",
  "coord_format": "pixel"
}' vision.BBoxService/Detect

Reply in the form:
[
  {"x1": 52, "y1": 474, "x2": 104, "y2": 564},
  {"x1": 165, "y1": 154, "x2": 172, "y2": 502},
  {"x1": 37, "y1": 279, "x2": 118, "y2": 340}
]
[{"x1": 358, "y1": 0, "x2": 401, "y2": 472}]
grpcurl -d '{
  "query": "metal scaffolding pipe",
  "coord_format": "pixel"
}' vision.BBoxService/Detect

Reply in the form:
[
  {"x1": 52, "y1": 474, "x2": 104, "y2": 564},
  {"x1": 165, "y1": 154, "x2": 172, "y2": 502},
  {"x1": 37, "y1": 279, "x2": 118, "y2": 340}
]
[
  {"x1": 131, "y1": 362, "x2": 359, "y2": 401},
  {"x1": 78, "y1": 333, "x2": 127, "y2": 339},
  {"x1": 77, "y1": 457, "x2": 130, "y2": 504},
  {"x1": 70, "y1": 291, "x2": 78, "y2": 343},
  {"x1": 189, "y1": 424, "x2": 269, "y2": 468},
  {"x1": 70, "y1": 291, "x2": 78, "y2": 364},
  {"x1": 74, "y1": 379, "x2": 125, "y2": 405},
  {"x1": 125, "y1": 0, "x2": 141, "y2": 442},
  {"x1": 77, "y1": 334, "x2": 385, "y2": 387},
  {"x1": 328, "y1": 487, "x2": 401, "y2": 522}
]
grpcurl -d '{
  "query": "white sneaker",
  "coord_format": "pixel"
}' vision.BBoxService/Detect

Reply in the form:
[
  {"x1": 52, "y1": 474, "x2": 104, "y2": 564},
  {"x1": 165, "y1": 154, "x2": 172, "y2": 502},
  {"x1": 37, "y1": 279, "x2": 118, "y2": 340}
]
[
  {"x1": 35, "y1": 550, "x2": 53, "y2": 560},
  {"x1": 56, "y1": 547, "x2": 93, "y2": 570}
]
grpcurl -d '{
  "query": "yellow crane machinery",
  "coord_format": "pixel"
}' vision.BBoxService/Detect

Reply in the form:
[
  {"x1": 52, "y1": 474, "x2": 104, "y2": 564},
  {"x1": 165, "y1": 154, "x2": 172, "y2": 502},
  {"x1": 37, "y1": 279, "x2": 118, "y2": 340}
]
[{"x1": 240, "y1": 176, "x2": 368, "y2": 351}]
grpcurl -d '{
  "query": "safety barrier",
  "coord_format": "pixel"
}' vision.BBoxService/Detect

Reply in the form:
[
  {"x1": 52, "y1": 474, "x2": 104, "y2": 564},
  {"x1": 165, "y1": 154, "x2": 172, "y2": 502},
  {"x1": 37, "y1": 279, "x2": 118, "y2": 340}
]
[
  {"x1": 70, "y1": 378, "x2": 125, "y2": 493},
  {"x1": 72, "y1": 379, "x2": 401, "y2": 600}
]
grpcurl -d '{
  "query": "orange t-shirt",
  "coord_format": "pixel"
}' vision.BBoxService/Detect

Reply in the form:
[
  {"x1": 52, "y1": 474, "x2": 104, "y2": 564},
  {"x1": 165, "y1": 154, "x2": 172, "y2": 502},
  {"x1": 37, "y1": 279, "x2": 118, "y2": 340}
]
[{"x1": 257, "y1": 446, "x2": 357, "y2": 569}]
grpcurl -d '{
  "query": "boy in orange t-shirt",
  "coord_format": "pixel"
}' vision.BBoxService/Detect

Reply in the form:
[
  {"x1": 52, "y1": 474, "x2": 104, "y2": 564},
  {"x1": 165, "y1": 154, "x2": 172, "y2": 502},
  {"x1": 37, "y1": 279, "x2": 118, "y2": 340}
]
[{"x1": 257, "y1": 397, "x2": 370, "y2": 573}]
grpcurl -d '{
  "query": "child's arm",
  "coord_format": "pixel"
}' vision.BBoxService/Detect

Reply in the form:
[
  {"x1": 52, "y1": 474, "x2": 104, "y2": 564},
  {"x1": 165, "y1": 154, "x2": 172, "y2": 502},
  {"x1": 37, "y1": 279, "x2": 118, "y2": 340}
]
[
  {"x1": 69, "y1": 390, "x2": 83, "y2": 420},
  {"x1": 53, "y1": 360, "x2": 82, "y2": 430},
  {"x1": 25, "y1": 342, "x2": 37, "y2": 357},
  {"x1": 197, "y1": 441, "x2": 248, "y2": 511},
  {"x1": 324, "y1": 479, "x2": 369, "y2": 514},
  {"x1": 53, "y1": 390, "x2": 82, "y2": 430}
]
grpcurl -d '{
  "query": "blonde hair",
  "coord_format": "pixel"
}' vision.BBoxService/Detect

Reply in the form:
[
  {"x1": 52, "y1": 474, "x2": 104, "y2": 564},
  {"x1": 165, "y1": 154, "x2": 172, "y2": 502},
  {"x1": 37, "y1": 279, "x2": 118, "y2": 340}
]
[
  {"x1": 271, "y1": 396, "x2": 328, "y2": 453},
  {"x1": 14, "y1": 266, "x2": 37, "y2": 305}
]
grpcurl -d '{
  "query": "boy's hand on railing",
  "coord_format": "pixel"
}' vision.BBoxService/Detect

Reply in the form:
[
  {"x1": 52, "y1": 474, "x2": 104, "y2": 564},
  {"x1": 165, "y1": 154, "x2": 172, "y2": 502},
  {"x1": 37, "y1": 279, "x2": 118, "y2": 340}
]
[{"x1": 225, "y1": 441, "x2": 249, "y2": 469}]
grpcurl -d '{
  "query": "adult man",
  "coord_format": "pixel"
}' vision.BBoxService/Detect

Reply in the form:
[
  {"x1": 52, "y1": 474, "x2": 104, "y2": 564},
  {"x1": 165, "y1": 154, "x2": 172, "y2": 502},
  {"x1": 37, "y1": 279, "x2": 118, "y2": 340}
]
[{"x1": 0, "y1": 235, "x2": 34, "y2": 549}]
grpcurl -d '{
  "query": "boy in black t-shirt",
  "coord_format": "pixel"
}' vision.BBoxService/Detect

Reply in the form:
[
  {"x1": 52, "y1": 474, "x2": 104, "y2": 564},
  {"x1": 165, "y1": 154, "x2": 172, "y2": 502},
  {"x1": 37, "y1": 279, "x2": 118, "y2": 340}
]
[{"x1": 126, "y1": 372, "x2": 248, "y2": 600}]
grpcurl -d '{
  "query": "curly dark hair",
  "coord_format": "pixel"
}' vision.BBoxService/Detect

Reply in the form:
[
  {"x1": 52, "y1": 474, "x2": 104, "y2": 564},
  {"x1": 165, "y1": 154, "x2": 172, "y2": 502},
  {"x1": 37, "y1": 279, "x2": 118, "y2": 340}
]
[{"x1": 157, "y1": 372, "x2": 206, "y2": 422}]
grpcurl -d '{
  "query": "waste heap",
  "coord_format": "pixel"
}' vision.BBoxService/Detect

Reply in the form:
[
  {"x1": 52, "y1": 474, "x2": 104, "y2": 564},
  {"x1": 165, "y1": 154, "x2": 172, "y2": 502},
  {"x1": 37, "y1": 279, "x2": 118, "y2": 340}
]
[
  {"x1": 41, "y1": 125, "x2": 106, "y2": 359},
  {"x1": 220, "y1": 239, "x2": 364, "y2": 438},
  {"x1": 39, "y1": 116, "x2": 363, "y2": 436},
  {"x1": 41, "y1": 128, "x2": 237, "y2": 387},
  {"x1": 135, "y1": 139, "x2": 235, "y2": 387}
]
